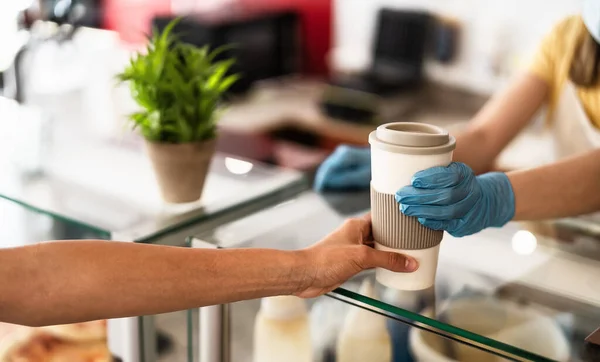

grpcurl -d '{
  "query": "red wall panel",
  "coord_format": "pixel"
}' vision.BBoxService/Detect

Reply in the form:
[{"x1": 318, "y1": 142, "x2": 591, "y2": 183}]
[
  {"x1": 239, "y1": 0, "x2": 332, "y2": 75},
  {"x1": 102, "y1": 0, "x2": 171, "y2": 45},
  {"x1": 103, "y1": 0, "x2": 332, "y2": 74},
  {"x1": 298, "y1": 0, "x2": 332, "y2": 75}
]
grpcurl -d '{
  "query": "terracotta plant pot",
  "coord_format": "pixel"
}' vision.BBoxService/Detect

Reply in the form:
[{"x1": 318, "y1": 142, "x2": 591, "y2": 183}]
[{"x1": 145, "y1": 139, "x2": 216, "y2": 203}]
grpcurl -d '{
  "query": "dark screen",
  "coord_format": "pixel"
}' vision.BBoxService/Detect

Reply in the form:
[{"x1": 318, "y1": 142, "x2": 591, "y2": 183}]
[
  {"x1": 225, "y1": 21, "x2": 278, "y2": 81},
  {"x1": 374, "y1": 9, "x2": 431, "y2": 65},
  {"x1": 152, "y1": 11, "x2": 300, "y2": 94}
]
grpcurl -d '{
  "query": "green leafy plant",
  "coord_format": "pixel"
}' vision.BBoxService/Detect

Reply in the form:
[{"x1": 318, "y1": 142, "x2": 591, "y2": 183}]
[{"x1": 117, "y1": 19, "x2": 239, "y2": 143}]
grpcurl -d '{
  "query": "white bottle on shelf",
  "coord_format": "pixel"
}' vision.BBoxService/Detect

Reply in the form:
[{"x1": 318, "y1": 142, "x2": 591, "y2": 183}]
[
  {"x1": 253, "y1": 295, "x2": 312, "y2": 362},
  {"x1": 336, "y1": 279, "x2": 392, "y2": 362}
]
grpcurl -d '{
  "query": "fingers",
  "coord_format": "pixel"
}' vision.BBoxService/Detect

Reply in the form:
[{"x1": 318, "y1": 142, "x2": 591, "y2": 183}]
[
  {"x1": 396, "y1": 185, "x2": 468, "y2": 206},
  {"x1": 321, "y1": 217, "x2": 372, "y2": 247},
  {"x1": 361, "y1": 247, "x2": 419, "y2": 272},
  {"x1": 401, "y1": 204, "x2": 450, "y2": 219},
  {"x1": 400, "y1": 190, "x2": 479, "y2": 219},
  {"x1": 314, "y1": 145, "x2": 371, "y2": 191},
  {"x1": 411, "y1": 162, "x2": 473, "y2": 189},
  {"x1": 322, "y1": 167, "x2": 371, "y2": 190},
  {"x1": 314, "y1": 156, "x2": 337, "y2": 191},
  {"x1": 338, "y1": 217, "x2": 371, "y2": 242},
  {"x1": 334, "y1": 145, "x2": 371, "y2": 163},
  {"x1": 417, "y1": 217, "x2": 449, "y2": 230},
  {"x1": 362, "y1": 240, "x2": 375, "y2": 247},
  {"x1": 361, "y1": 213, "x2": 374, "y2": 242},
  {"x1": 417, "y1": 218, "x2": 474, "y2": 237},
  {"x1": 361, "y1": 212, "x2": 372, "y2": 223}
]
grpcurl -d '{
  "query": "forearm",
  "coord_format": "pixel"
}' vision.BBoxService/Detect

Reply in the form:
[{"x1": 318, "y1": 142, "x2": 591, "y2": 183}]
[
  {"x1": 0, "y1": 241, "x2": 306, "y2": 326},
  {"x1": 509, "y1": 149, "x2": 600, "y2": 220},
  {"x1": 453, "y1": 73, "x2": 548, "y2": 174},
  {"x1": 452, "y1": 129, "x2": 495, "y2": 174}
]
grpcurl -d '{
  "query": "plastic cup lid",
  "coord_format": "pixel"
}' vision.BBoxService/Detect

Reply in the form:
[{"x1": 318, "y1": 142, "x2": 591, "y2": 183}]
[{"x1": 369, "y1": 122, "x2": 456, "y2": 155}]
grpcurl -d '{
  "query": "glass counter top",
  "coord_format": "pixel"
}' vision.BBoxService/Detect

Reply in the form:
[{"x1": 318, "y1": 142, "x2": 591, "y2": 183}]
[
  {"x1": 190, "y1": 190, "x2": 600, "y2": 362},
  {"x1": 0, "y1": 98, "x2": 307, "y2": 242}
]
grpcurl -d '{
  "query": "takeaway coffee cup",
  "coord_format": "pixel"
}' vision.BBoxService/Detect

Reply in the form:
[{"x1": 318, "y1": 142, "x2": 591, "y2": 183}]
[{"x1": 370, "y1": 122, "x2": 456, "y2": 290}]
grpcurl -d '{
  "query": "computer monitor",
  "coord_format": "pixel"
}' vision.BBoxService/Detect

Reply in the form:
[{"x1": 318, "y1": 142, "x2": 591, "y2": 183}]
[
  {"x1": 152, "y1": 8, "x2": 302, "y2": 94},
  {"x1": 372, "y1": 8, "x2": 431, "y2": 74}
]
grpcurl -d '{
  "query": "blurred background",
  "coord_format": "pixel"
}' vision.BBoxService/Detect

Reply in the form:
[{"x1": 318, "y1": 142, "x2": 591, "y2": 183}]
[
  {"x1": 2, "y1": 1, "x2": 599, "y2": 362},
  {"x1": 0, "y1": 0, "x2": 580, "y2": 173}
]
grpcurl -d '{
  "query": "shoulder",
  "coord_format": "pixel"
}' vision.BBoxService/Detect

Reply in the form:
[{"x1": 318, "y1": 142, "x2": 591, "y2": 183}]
[
  {"x1": 547, "y1": 15, "x2": 586, "y2": 44},
  {"x1": 554, "y1": 15, "x2": 582, "y2": 31},
  {"x1": 536, "y1": 15, "x2": 586, "y2": 66}
]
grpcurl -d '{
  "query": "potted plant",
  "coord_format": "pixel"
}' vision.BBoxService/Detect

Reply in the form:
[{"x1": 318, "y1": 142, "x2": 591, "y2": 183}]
[{"x1": 118, "y1": 19, "x2": 239, "y2": 203}]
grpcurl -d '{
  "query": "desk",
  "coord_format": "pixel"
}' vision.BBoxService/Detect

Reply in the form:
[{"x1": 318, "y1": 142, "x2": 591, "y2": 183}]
[
  {"x1": 217, "y1": 79, "x2": 562, "y2": 174},
  {"x1": 190, "y1": 190, "x2": 600, "y2": 362},
  {"x1": 214, "y1": 79, "x2": 485, "y2": 172},
  {"x1": 218, "y1": 79, "x2": 418, "y2": 144}
]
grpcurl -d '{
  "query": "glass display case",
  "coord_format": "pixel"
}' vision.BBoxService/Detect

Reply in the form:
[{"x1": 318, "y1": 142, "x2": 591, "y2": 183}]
[
  {"x1": 0, "y1": 99, "x2": 309, "y2": 362},
  {"x1": 0, "y1": 197, "x2": 112, "y2": 360},
  {"x1": 188, "y1": 190, "x2": 600, "y2": 362},
  {"x1": 0, "y1": 149, "x2": 307, "y2": 362},
  {"x1": 0, "y1": 97, "x2": 307, "y2": 244}
]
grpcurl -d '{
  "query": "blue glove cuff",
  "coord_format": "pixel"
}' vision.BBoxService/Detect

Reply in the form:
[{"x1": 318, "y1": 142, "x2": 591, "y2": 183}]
[{"x1": 477, "y1": 172, "x2": 516, "y2": 228}]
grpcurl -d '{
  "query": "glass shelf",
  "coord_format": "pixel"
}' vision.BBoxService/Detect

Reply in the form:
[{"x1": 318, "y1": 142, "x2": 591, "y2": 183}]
[
  {"x1": 0, "y1": 197, "x2": 109, "y2": 248},
  {"x1": 1, "y1": 94, "x2": 309, "y2": 362},
  {"x1": 0, "y1": 99, "x2": 308, "y2": 243},
  {"x1": 186, "y1": 289, "x2": 521, "y2": 362},
  {"x1": 189, "y1": 190, "x2": 600, "y2": 362},
  {"x1": 0, "y1": 198, "x2": 112, "y2": 359}
]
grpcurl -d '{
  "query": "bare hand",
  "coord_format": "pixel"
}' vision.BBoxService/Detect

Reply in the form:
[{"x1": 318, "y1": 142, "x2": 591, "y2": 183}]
[{"x1": 294, "y1": 214, "x2": 418, "y2": 298}]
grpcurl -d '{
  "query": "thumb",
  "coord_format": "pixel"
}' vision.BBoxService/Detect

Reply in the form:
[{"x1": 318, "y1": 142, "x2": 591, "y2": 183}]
[{"x1": 364, "y1": 249, "x2": 419, "y2": 273}]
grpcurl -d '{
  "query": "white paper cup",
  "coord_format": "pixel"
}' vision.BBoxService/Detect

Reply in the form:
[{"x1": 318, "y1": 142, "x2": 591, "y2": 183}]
[{"x1": 370, "y1": 122, "x2": 455, "y2": 290}]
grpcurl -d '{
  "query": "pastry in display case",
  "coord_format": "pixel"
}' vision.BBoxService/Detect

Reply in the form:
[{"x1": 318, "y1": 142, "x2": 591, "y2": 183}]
[
  {"x1": 40, "y1": 320, "x2": 107, "y2": 343},
  {"x1": 0, "y1": 321, "x2": 109, "y2": 362}
]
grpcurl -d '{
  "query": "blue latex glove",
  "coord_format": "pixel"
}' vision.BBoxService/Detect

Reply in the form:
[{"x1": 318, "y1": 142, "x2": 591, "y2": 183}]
[
  {"x1": 395, "y1": 162, "x2": 515, "y2": 237},
  {"x1": 314, "y1": 145, "x2": 371, "y2": 191}
]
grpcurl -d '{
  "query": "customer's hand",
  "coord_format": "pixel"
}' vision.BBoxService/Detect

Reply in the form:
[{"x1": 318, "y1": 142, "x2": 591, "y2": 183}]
[
  {"x1": 396, "y1": 162, "x2": 515, "y2": 237},
  {"x1": 294, "y1": 214, "x2": 418, "y2": 298},
  {"x1": 314, "y1": 145, "x2": 371, "y2": 192}
]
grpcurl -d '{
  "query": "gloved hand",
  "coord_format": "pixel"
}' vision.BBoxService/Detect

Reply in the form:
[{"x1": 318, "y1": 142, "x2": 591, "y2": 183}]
[
  {"x1": 314, "y1": 145, "x2": 371, "y2": 192},
  {"x1": 395, "y1": 162, "x2": 515, "y2": 237}
]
